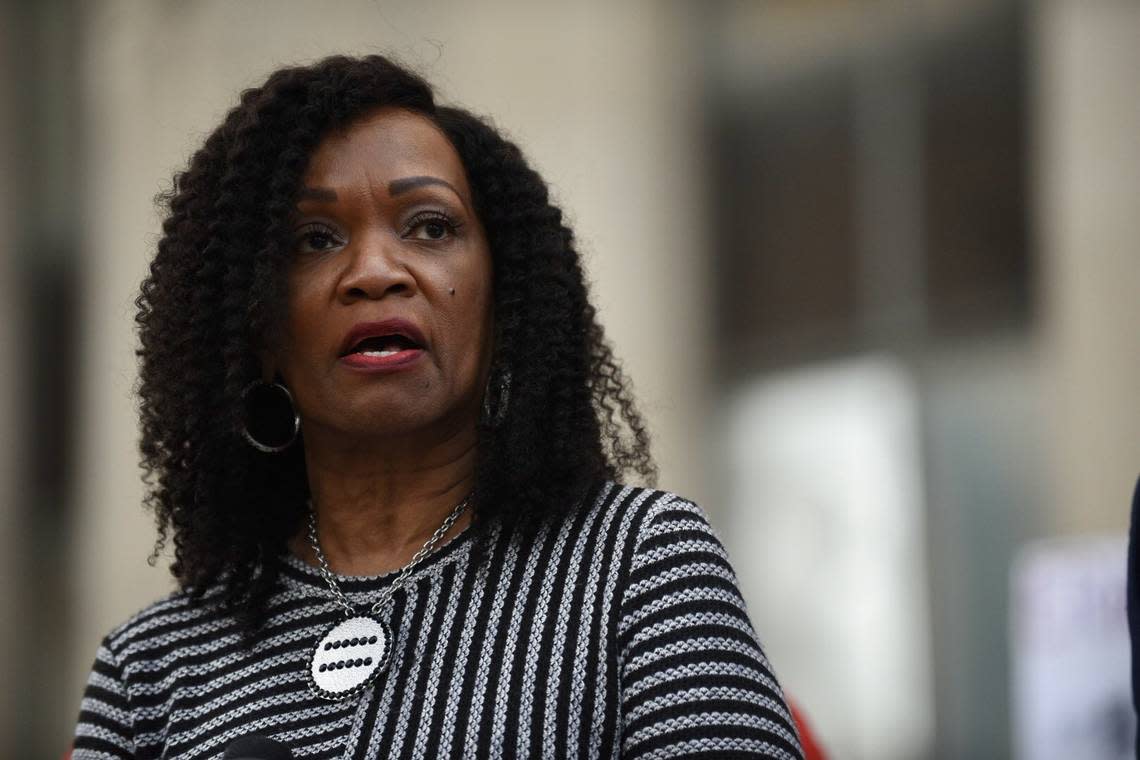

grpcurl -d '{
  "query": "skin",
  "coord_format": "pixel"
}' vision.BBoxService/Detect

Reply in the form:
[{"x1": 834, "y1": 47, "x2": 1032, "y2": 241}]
[{"x1": 269, "y1": 107, "x2": 494, "y2": 576}]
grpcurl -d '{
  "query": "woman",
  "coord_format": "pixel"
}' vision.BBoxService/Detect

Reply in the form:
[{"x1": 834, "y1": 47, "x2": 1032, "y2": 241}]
[{"x1": 72, "y1": 54, "x2": 803, "y2": 759}]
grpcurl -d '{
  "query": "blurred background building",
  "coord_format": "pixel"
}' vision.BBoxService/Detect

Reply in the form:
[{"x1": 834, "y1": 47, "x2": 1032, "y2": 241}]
[{"x1": 1, "y1": 0, "x2": 1137, "y2": 757}]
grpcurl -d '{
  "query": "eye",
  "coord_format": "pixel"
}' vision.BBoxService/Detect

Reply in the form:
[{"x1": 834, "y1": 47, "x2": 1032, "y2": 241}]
[
  {"x1": 405, "y1": 211, "x2": 461, "y2": 242},
  {"x1": 294, "y1": 222, "x2": 345, "y2": 254}
]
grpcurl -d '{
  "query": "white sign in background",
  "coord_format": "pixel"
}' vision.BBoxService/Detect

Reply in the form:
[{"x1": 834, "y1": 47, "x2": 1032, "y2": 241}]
[
  {"x1": 1012, "y1": 536, "x2": 1133, "y2": 760},
  {"x1": 722, "y1": 357, "x2": 934, "y2": 760}
]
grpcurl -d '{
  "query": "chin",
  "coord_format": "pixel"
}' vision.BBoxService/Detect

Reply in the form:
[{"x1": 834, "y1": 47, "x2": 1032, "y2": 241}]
[
  {"x1": 347, "y1": 410, "x2": 430, "y2": 438},
  {"x1": 339, "y1": 404, "x2": 474, "y2": 441}
]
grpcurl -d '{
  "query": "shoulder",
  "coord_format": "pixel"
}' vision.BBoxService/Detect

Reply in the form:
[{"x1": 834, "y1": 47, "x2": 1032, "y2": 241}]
[
  {"x1": 98, "y1": 585, "x2": 227, "y2": 666},
  {"x1": 579, "y1": 480, "x2": 718, "y2": 541},
  {"x1": 518, "y1": 481, "x2": 711, "y2": 583},
  {"x1": 577, "y1": 479, "x2": 701, "y2": 517},
  {"x1": 563, "y1": 480, "x2": 672, "y2": 530},
  {"x1": 563, "y1": 481, "x2": 722, "y2": 569},
  {"x1": 601, "y1": 483, "x2": 740, "y2": 597}
]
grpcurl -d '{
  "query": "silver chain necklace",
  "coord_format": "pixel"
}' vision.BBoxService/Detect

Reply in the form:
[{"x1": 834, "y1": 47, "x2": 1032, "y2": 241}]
[{"x1": 304, "y1": 494, "x2": 471, "y2": 701}]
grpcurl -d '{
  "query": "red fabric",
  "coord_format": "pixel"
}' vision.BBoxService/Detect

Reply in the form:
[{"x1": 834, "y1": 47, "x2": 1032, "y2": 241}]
[{"x1": 787, "y1": 696, "x2": 829, "y2": 760}]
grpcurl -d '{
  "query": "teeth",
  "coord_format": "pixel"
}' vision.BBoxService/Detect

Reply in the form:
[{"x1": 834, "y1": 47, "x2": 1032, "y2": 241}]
[{"x1": 361, "y1": 349, "x2": 401, "y2": 357}]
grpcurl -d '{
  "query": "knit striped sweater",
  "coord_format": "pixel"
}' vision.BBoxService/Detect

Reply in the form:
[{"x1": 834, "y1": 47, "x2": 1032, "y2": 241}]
[{"x1": 73, "y1": 482, "x2": 804, "y2": 759}]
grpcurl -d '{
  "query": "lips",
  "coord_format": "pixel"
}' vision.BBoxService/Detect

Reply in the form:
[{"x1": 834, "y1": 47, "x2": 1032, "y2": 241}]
[{"x1": 340, "y1": 319, "x2": 427, "y2": 358}]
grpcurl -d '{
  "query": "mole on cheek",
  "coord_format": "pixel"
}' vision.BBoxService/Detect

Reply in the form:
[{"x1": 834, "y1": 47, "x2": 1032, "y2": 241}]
[{"x1": 449, "y1": 287, "x2": 456, "y2": 296}]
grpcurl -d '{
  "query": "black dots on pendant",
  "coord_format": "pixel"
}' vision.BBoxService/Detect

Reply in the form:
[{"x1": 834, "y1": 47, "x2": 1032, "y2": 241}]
[
  {"x1": 318, "y1": 657, "x2": 374, "y2": 673},
  {"x1": 323, "y1": 635, "x2": 379, "y2": 651}
]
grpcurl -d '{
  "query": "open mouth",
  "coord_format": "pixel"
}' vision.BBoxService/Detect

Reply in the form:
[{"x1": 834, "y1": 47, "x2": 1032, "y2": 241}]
[
  {"x1": 343, "y1": 334, "x2": 423, "y2": 358},
  {"x1": 338, "y1": 320, "x2": 428, "y2": 368}
]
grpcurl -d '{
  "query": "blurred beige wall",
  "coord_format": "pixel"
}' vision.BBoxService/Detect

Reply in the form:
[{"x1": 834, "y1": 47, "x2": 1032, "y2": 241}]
[
  {"x1": 66, "y1": 0, "x2": 710, "y2": 735},
  {"x1": 1035, "y1": 0, "x2": 1140, "y2": 535},
  {"x1": 0, "y1": 3, "x2": 21, "y2": 749}
]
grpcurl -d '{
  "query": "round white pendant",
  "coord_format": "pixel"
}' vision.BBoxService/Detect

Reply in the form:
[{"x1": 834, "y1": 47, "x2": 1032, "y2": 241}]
[{"x1": 308, "y1": 615, "x2": 390, "y2": 700}]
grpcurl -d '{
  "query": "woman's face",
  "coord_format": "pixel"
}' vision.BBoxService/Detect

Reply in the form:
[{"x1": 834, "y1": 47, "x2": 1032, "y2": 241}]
[{"x1": 271, "y1": 107, "x2": 493, "y2": 443}]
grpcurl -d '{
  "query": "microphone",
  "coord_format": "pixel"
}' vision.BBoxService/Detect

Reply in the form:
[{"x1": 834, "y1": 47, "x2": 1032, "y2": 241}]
[{"x1": 223, "y1": 734, "x2": 294, "y2": 760}]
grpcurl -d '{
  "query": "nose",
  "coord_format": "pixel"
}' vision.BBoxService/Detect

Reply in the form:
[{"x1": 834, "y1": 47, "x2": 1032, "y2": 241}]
[{"x1": 336, "y1": 232, "x2": 416, "y2": 302}]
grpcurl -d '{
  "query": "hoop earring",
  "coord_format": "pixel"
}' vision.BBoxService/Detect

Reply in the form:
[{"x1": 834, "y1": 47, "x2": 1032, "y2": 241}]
[
  {"x1": 240, "y1": 381, "x2": 300, "y2": 453},
  {"x1": 481, "y1": 369, "x2": 511, "y2": 429}
]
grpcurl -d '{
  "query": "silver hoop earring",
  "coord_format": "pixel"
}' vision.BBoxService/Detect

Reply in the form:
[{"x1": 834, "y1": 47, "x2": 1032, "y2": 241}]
[
  {"x1": 481, "y1": 369, "x2": 511, "y2": 428},
  {"x1": 240, "y1": 381, "x2": 300, "y2": 453}
]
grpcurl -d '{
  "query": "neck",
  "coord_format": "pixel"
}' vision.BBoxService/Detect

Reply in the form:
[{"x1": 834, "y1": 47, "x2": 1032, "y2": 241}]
[{"x1": 292, "y1": 422, "x2": 478, "y2": 577}]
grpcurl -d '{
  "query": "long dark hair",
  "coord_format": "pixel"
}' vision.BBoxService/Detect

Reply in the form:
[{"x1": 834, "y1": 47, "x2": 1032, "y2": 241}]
[{"x1": 137, "y1": 54, "x2": 655, "y2": 628}]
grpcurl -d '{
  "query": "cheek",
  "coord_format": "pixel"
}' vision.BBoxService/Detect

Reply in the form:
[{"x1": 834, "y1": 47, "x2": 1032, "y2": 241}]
[
  {"x1": 443, "y1": 277, "x2": 493, "y2": 382},
  {"x1": 461, "y1": 265, "x2": 494, "y2": 339},
  {"x1": 278, "y1": 278, "x2": 331, "y2": 379},
  {"x1": 444, "y1": 294, "x2": 488, "y2": 360}
]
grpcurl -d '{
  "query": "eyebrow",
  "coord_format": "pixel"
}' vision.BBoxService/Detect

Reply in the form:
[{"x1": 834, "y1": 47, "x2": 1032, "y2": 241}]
[
  {"x1": 295, "y1": 176, "x2": 466, "y2": 207},
  {"x1": 388, "y1": 175, "x2": 462, "y2": 200}
]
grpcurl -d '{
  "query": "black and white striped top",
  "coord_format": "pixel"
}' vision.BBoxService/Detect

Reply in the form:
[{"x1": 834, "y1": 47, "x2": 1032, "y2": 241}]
[{"x1": 73, "y1": 482, "x2": 804, "y2": 759}]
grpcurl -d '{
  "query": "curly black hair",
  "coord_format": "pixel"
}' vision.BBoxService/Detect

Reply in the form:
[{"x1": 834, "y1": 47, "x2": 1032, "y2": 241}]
[{"x1": 136, "y1": 54, "x2": 655, "y2": 628}]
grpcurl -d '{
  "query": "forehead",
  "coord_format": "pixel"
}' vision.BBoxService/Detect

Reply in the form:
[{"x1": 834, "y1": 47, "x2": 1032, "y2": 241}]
[{"x1": 301, "y1": 107, "x2": 469, "y2": 194}]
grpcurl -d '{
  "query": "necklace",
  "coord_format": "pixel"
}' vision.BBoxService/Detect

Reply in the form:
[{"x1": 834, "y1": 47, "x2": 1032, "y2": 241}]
[{"x1": 304, "y1": 494, "x2": 471, "y2": 701}]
